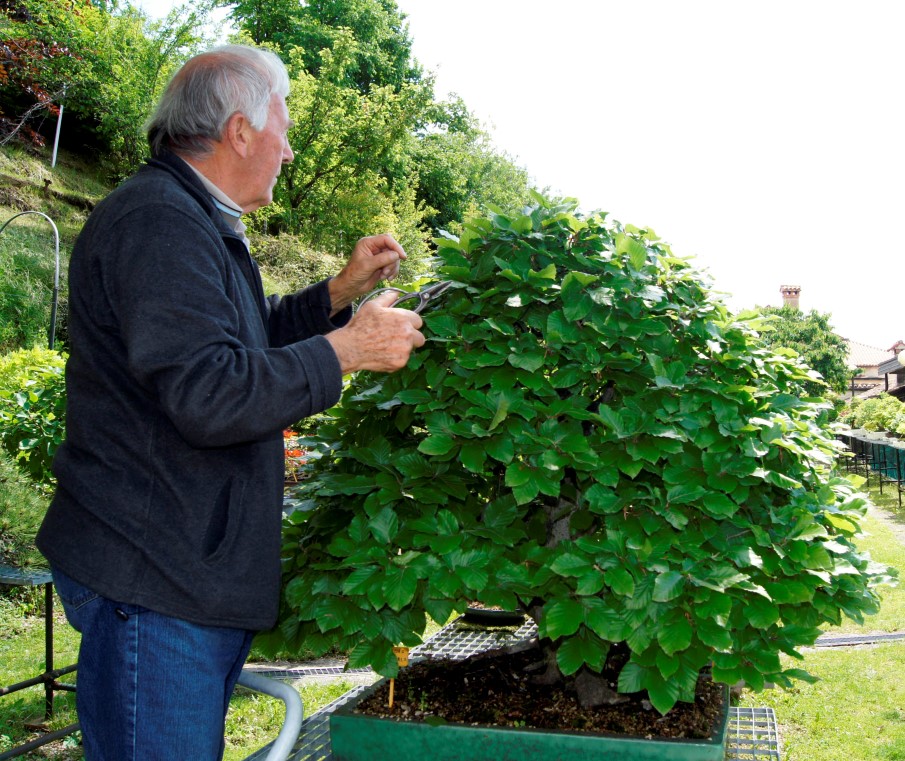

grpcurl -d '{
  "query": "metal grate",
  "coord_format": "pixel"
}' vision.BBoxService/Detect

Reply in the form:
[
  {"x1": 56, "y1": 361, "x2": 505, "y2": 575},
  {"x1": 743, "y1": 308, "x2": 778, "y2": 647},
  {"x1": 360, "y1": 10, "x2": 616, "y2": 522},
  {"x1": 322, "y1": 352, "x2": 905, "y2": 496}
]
[
  {"x1": 411, "y1": 618, "x2": 537, "y2": 661},
  {"x1": 244, "y1": 618, "x2": 783, "y2": 760},
  {"x1": 726, "y1": 707, "x2": 781, "y2": 760},
  {"x1": 815, "y1": 631, "x2": 905, "y2": 647}
]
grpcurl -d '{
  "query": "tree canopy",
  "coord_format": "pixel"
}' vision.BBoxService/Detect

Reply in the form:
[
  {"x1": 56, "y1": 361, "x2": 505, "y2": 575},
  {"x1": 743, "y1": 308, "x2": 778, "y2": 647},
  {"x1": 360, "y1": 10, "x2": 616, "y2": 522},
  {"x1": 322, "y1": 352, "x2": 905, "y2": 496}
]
[
  {"x1": 755, "y1": 306, "x2": 851, "y2": 395},
  {"x1": 226, "y1": 0, "x2": 420, "y2": 92},
  {"x1": 2, "y1": 0, "x2": 535, "y2": 273}
]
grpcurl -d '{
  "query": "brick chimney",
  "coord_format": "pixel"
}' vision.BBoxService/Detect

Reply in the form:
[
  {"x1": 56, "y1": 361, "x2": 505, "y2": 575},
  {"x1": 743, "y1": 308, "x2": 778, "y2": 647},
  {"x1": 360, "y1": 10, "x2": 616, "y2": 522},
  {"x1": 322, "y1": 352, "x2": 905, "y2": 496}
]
[{"x1": 779, "y1": 285, "x2": 801, "y2": 310}]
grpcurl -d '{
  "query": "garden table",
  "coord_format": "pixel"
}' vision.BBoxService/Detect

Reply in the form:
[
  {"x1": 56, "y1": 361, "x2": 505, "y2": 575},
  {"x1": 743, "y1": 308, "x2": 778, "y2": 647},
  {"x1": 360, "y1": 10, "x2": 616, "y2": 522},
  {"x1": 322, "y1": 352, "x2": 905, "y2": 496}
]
[
  {"x1": 0, "y1": 564, "x2": 78, "y2": 760},
  {"x1": 244, "y1": 617, "x2": 782, "y2": 761}
]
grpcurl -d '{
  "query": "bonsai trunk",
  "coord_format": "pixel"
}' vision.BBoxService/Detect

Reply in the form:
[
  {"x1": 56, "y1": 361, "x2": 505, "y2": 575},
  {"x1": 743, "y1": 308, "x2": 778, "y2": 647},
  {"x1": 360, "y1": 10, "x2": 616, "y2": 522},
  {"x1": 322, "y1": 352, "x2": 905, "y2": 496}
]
[{"x1": 521, "y1": 498, "x2": 627, "y2": 708}]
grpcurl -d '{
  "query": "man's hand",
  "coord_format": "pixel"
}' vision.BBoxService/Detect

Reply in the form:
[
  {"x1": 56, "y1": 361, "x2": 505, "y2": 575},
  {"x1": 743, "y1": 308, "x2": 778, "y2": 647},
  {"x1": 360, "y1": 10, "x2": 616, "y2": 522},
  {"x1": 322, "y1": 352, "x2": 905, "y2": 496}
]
[
  {"x1": 328, "y1": 234, "x2": 406, "y2": 315},
  {"x1": 325, "y1": 291, "x2": 425, "y2": 374}
]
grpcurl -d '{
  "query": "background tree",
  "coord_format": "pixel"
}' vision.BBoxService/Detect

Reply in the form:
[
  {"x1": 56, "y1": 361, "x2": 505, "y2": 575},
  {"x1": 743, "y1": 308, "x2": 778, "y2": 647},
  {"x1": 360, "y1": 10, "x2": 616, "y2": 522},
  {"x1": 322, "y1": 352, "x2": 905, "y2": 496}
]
[
  {"x1": 247, "y1": 34, "x2": 434, "y2": 275},
  {"x1": 408, "y1": 95, "x2": 533, "y2": 234},
  {"x1": 227, "y1": 0, "x2": 420, "y2": 92},
  {"x1": 756, "y1": 306, "x2": 851, "y2": 396},
  {"x1": 1, "y1": 0, "x2": 211, "y2": 177}
]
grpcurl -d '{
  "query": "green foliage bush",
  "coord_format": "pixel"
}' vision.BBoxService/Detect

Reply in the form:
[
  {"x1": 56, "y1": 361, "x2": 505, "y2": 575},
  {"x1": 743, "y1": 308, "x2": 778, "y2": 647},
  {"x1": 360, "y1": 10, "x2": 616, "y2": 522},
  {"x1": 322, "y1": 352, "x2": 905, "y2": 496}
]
[
  {"x1": 261, "y1": 195, "x2": 891, "y2": 715},
  {"x1": 842, "y1": 393, "x2": 905, "y2": 433},
  {"x1": 0, "y1": 346, "x2": 66, "y2": 484},
  {"x1": 0, "y1": 449, "x2": 50, "y2": 568}
]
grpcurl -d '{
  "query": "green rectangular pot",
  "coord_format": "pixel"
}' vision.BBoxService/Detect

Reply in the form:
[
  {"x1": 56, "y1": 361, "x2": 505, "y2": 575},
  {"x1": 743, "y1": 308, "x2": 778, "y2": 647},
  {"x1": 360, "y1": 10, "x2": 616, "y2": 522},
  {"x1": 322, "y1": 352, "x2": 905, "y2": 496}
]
[{"x1": 330, "y1": 680, "x2": 730, "y2": 761}]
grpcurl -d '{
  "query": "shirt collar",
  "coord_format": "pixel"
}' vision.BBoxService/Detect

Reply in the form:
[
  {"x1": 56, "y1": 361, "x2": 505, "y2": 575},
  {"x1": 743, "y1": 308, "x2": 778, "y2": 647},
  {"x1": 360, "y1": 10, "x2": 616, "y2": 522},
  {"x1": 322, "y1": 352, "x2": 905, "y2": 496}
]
[{"x1": 184, "y1": 164, "x2": 250, "y2": 249}]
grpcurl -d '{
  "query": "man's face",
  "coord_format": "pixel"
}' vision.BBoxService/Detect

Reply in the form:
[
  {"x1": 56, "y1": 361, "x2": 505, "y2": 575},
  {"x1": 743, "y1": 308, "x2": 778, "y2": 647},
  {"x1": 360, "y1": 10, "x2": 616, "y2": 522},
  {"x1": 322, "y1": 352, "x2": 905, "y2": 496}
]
[{"x1": 240, "y1": 94, "x2": 294, "y2": 213}]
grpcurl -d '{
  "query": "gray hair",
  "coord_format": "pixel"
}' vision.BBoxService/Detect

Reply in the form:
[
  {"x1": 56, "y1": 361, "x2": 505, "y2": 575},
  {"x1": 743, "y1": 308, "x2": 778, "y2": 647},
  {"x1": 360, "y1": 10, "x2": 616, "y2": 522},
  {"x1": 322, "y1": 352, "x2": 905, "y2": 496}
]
[{"x1": 146, "y1": 44, "x2": 290, "y2": 158}]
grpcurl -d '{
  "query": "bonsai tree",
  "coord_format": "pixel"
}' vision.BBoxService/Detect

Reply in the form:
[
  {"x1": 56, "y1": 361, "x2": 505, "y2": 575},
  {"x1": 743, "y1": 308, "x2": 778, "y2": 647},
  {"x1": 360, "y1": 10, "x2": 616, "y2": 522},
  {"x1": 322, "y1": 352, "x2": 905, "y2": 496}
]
[{"x1": 260, "y1": 194, "x2": 891, "y2": 714}]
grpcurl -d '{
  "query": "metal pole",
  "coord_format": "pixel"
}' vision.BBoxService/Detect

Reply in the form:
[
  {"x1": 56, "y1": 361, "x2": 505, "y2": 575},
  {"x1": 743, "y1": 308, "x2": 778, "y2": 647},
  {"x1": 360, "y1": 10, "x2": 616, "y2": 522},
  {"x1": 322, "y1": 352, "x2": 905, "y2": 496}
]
[
  {"x1": 51, "y1": 103, "x2": 63, "y2": 169},
  {"x1": 235, "y1": 670, "x2": 304, "y2": 761},
  {"x1": 0, "y1": 723, "x2": 80, "y2": 760}
]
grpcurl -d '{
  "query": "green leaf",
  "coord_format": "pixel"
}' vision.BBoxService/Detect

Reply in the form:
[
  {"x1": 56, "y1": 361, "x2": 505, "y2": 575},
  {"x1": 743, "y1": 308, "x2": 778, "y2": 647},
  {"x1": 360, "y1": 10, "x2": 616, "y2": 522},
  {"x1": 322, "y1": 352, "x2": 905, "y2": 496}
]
[
  {"x1": 561, "y1": 271, "x2": 598, "y2": 301},
  {"x1": 616, "y1": 233, "x2": 649, "y2": 270},
  {"x1": 658, "y1": 613, "x2": 693, "y2": 655},
  {"x1": 460, "y1": 442, "x2": 487, "y2": 472},
  {"x1": 543, "y1": 599, "x2": 584, "y2": 638},
  {"x1": 667, "y1": 482, "x2": 708, "y2": 505},
  {"x1": 605, "y1": 567, "x2": 635, "y2": 597},
  {"x1": 586, "y1": 483, "x2": 622, "y2": 514},
  {"x1": 696, "y1": 618, "x2": 733, "y2": 650},
  {"x1": 529, "y1": 262, "x2": 557, "y2": 281},
  {"x1": 655, "y1": 649, "x2": 681, "y2": 680},
  {"x1": 423, "y1": 597, "x2": 456, "y2": 625},
  {"x1": 505, "y1": 462, "x2": 531, "y2": 487},
  {"x1": 382, "y1": 567, "x2": 418, "y2": 611},
  {"x1": 488, "y1": 396, "x2": 511, "y2": 431},
  {"x1": 509, "y1": 351, "x2": 545, "y2": 372},
  {"x1": 690, "y1": 565, "x2": 748, "y2": 592},
  {"x1": 512, "y1": 480, "x2": 540, "y2": 505},
  {"x1": 396, "y1": 389, "x2": 432, "y2": 405},
  {"x1": 652, "y1": 571, "x2": 685, "y2": 602},
  {"x1": 455, "y1": 565, "x2": 489, "y2": 591},
  {"x1": 485, "y1": 436, "x2": 515, "y2": 463},
  {"x1": 343, "y1": 567, "x2": 378, "y2": 595},
  {"x1": 483, "y1": 500, "x2": 518, "y2": 529},
  {"x1": 555, "y1": 630, "x2": 606, "y2": 674},
  {"x1": 418, "y1": 434, "x2": 456, "y2": 456},
  {"x1": 645, "y1": 670, "x2": 682, "y2": 715},
  {"x1": 702, "y1": 492, "x2": 739, "y2": 517},
  {"x1": 617, "y1": 661, "x2": 646, "y2": 693},
  {"x1": 583, "y1": 598, "x2": 627, "y2": 641},
  {"x1": 576, "y1": 571, "x2": 606, "y2": 596},
  {"x1": 555, "y1": 635, "x2": 588, "y2": 676},
  {"x1": 745, "y1": 597, "x2": 780, "y2": 628},
  {"x1": 369, "y1": 507, "x2": 399, "y2": 544},
  {"x1": 550, "y1": 553, "x2": 592, "y2": 577}
]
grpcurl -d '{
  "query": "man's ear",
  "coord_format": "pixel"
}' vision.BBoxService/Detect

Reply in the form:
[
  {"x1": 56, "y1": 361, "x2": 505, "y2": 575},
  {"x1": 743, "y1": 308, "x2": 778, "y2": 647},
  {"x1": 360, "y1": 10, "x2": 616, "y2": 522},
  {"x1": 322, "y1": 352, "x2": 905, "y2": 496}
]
[{"x1": 225, "y1": 111, "x2": 252, "y2": 159}]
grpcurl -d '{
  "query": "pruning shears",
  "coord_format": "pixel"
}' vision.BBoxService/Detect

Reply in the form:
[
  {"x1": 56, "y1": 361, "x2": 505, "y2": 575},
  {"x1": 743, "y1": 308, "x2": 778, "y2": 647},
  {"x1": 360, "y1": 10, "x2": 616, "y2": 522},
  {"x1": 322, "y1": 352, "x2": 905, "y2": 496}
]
[{"x1": 357, "y1": 280, "x2": 453, "y2": 314}]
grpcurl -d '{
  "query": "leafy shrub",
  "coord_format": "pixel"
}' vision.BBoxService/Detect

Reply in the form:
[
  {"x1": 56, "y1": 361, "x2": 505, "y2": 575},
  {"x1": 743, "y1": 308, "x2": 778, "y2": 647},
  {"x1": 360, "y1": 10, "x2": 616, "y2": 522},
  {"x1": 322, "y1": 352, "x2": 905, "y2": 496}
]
[
  {"x1": 0, "y1": 448, "x2": 50, "y2": 568},
  {"x1": 261, "y1": 195, "x2": 891, "y2": 715},
  {"x1": 847, "y1": 394, "x2": 904, "y2": 432},
  {"x1": 0, "y1": 346, "x2": 66, "y2": 484}
]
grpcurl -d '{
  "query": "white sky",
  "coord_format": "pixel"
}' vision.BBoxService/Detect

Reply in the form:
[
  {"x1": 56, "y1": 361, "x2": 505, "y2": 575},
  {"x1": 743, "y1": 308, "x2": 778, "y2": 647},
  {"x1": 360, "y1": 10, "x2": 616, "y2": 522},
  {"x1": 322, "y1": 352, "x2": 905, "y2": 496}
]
[{"x1": 141, "y1": 0, "x2": 904, "y2": 348}]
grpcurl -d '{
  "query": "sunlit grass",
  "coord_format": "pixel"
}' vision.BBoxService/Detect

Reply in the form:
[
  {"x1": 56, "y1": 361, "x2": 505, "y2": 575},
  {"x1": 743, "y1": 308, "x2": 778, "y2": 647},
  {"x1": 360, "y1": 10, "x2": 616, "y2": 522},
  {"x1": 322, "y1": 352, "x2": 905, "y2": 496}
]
[{"x1": 737, "y1": 643, "x2": 905, "y2": 761}]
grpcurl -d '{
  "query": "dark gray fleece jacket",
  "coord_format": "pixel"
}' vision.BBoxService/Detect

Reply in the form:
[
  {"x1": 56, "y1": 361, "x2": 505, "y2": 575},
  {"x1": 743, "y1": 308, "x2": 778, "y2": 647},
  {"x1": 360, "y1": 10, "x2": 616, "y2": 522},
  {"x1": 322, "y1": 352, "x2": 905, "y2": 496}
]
[{"x1": 37, "y1": 152, "x2": 348, "y2": 630}]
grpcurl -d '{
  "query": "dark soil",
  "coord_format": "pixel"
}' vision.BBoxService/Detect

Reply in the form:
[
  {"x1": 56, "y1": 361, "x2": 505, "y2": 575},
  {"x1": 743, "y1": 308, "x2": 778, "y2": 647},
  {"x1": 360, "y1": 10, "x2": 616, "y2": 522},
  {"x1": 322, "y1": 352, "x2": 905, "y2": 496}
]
[{"x1": 355, "y1": 642, "x2": 727, "y2": 742}]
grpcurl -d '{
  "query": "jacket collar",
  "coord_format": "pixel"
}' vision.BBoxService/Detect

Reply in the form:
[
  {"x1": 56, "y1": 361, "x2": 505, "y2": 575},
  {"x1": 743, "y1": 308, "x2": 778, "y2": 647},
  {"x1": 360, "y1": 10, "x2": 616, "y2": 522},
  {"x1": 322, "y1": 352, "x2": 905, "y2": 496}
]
[
  {"x1": 144, "y1": 151, "x2": 269, "y2": 326},
  {"x1": 145, "y1": 151, "x2": 241, "y2": 241}
]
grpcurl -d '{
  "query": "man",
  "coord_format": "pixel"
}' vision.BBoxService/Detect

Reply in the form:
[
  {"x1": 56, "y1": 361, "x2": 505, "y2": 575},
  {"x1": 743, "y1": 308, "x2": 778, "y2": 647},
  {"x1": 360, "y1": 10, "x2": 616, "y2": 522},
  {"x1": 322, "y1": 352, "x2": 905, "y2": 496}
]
[{"x1": 36, "y1": 44, "x2": 424, "y2": 759}]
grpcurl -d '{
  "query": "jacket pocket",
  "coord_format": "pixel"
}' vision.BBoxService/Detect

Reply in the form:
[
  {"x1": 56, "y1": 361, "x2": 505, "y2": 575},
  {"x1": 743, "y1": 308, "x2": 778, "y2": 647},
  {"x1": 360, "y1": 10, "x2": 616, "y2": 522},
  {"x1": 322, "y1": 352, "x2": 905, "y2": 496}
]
[{"x1": 201, "y1": 476, "x2": 248, "y2": 565}]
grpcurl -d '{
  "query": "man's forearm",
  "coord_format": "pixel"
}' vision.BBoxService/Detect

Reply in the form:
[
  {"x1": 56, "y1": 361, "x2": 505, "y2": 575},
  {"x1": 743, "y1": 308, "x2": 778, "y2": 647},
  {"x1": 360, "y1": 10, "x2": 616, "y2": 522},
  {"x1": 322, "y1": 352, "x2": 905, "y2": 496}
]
[{"x1": 327, "y1": 275, "x2": 358, "y2": 317}]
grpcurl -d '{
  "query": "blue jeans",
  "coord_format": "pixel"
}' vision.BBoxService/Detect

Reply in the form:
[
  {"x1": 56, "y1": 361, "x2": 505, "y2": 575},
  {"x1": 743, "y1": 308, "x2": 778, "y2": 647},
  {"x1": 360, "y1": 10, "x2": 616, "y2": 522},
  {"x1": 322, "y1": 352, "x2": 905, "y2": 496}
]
[{"x1": 52, "y1": 566, "x2": 254, "y2": 761}]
